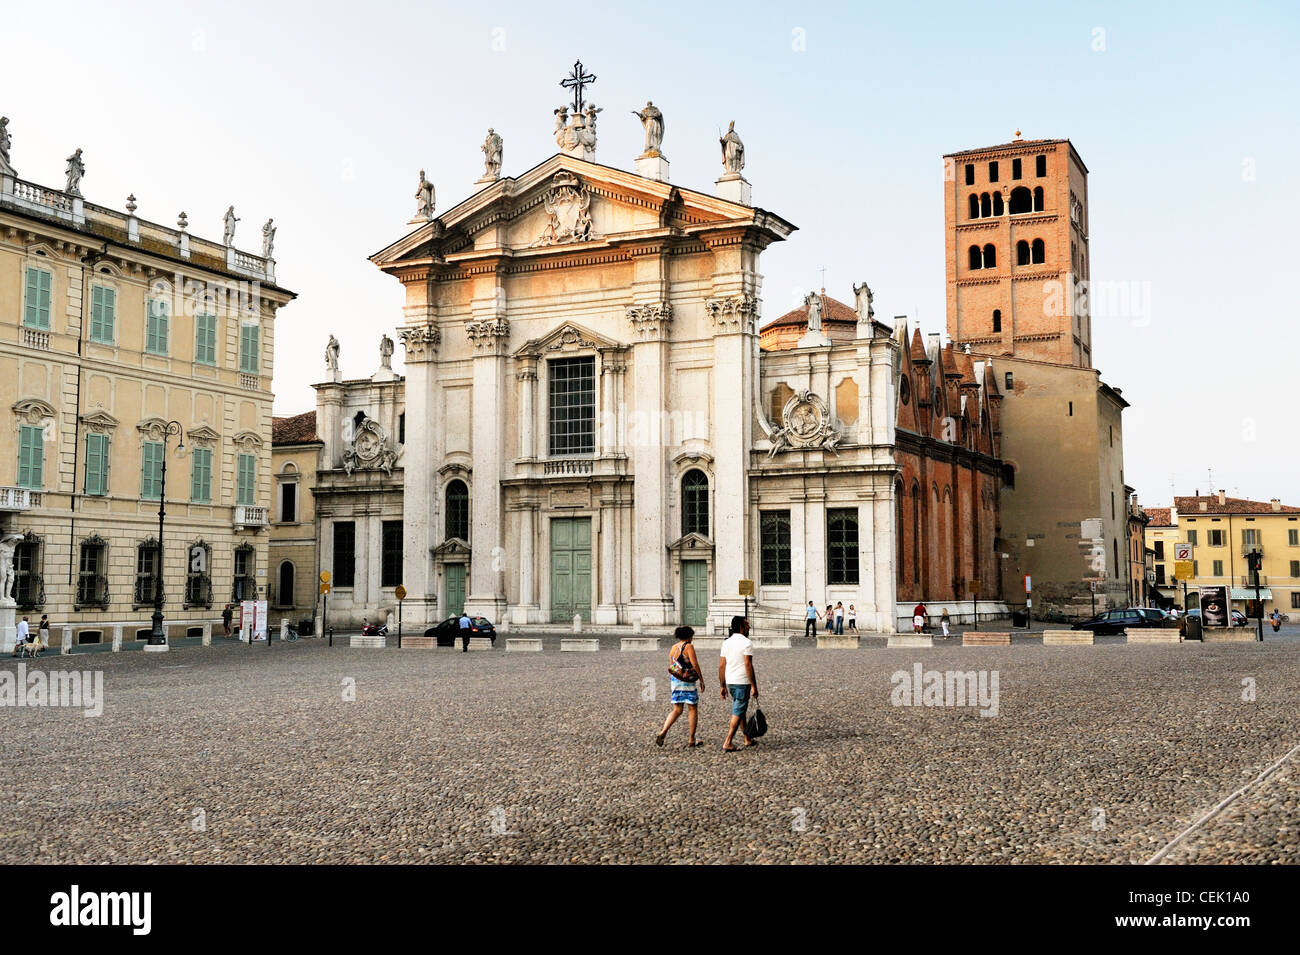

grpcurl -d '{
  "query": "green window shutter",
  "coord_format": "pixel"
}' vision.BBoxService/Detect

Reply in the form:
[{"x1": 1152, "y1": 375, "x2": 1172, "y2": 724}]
[
  {"x1": 85, "y1": 433, "x2": 110, "y2": 495},
  {"x1": 237, "y1": 453, "x2": 256, "y2": 506},
  {"x1": 195, "y1": 314, "x2": 216, "y2": 365},
  {"x1": 240, "y1": 324, "x2": 259, "y2": 374},
  {"x1": 142, "y1": 442, "x2": 163, "y2": 499},
  {"x1": 25, "y1": 267, "x2": 51, "y2": 329},
  {"x1": 147, "y1": 300, "x2": 170, "y2": 355},
  {"x1": 17, "y1": 425, "x2": 43, "y2": 489},
  {"x1": 90, "y1": 286, "x2": 115, "y2": 343},
  {"x1": 191, "y1": 448, "x2": 212, "y2": 502}
]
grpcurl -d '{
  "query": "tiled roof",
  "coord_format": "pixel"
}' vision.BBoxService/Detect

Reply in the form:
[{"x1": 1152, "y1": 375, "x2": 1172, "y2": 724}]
[
  {"x1": 1145, "y1": 507, "x2": 1172, "y2": 527},
  {"x1": 1173, "y1": 495, "x2": 1299, "y2": 515},
  {"x1": 272, "y1": 411, "x2": 318, "y2": 444},
  {"x1": 763, "y1": 294, "x2": 858, "y2": 329}
]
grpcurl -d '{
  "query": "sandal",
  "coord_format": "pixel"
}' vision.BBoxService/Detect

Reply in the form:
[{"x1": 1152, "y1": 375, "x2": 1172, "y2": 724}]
[
  {"x1": 722, "y1": 745, "x2": 739, "y2": 752},
  {"x1": 655, "y1": 732, "x2": 666, "y2": 747},
  {"x1": 687, "y1": 740, "x2": 704, "y2": 748}
]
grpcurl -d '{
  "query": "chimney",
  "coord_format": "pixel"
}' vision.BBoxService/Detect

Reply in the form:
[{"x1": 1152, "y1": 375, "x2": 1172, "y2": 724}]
[
  {"x1": 1271, "y1": 498, "x2": 1282, "y2": 512},
  {"x1": 1217, "y1": 489, "x2": 1226, "y2": 506}
]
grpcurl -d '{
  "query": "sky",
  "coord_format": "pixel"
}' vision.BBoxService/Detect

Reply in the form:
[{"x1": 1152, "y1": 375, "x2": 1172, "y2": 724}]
[{"x1": 2, "y1": 0, "x2": 1296, "y2": 506}]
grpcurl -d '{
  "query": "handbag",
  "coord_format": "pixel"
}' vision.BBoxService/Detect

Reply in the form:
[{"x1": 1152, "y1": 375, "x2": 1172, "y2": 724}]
[
  {"x1": 667, "y1": 642, "x2": 699, "y2": 683},
  {"x1": 745, "y1": 706, "x2": 768, "y2": 738}
]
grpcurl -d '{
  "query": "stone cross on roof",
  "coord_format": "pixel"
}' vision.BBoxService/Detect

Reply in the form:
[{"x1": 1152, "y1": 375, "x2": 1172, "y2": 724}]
[{"x1": 560, "y1": 60, "x2": 596, "y2": 113}]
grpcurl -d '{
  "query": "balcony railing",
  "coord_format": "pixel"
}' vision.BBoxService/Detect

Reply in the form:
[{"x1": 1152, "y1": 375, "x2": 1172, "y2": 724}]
[
  {"x1": 15, "y1": 573, "x2": 44, "y2": 610},
  {"x1": 75, "y1": 574, "x2": 109, "y2": 611},
  {"x1": 543, "y1": 459, "x2": 594, "y2": 475},
  {"x1": 1239, "y1": 576, "x2": 1269, "y2": 588},
  {"x1": 184, "y1": 575, "x2": 213, "y2": 610},
  {"x1": 232, "y1": 575, "x2": 257, "y2": 602},
  {"x1": 0, "y1": 487, "x2": 33, "y2": 511},
  {"x1": 1241, "y1": 543, "x2": 1264, "y2": 557},
  {"x1": 234, "y1": 505, "x2": 269, "y2": 528}
]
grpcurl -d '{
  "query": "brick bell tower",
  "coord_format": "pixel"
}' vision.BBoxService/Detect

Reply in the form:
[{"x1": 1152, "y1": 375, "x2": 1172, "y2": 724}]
[{"x1": 944, "y1": 136, "x2": 1092, "y2": 368}]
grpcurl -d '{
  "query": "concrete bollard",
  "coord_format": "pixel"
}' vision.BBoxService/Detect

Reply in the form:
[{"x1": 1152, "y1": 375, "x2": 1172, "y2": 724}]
[
  {"x1": 62, "y1": 625, "x2": 73, "y2": 655},
  {"x1": 632, "y1": 617, "x2": 643, "y2": 634},
  {"x1": 572, "y1": 613, "x2": 582, "y2": 633},
  {"x1": 202, "y1": 622, "x2": 212, "y2": 646},
  {"x1": 111, "y1": 624, "x2": 123, "y2": 652},
  {"x1": 387, "y1": 612, "x2": 395, "y2": 630}
]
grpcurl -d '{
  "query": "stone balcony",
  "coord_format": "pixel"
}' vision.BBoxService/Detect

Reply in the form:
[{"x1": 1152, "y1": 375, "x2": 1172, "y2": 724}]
[
  {"x1": 0, "y1": 486, "x2": 35, "y2": 511},
  {"x1": 233, "y1": 505, "x2": 269, "y2": 530}
]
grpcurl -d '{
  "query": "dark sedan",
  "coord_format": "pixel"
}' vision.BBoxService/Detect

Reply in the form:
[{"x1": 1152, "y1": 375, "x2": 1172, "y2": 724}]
[
  {"x1": 1072, "y1": 608, "x2": 1169, "y2": 635},
  {"x1": 424, "y1": 616, "x2": 497, "y2": 647}
]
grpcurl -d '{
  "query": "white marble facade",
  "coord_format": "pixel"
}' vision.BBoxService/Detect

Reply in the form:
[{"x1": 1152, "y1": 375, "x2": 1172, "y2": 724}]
[{"x1": 346, "y1": 153, "x2": 899, "y2": 633}]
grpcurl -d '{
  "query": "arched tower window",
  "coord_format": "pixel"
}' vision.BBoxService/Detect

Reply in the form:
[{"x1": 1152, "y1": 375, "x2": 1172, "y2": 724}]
[
  {"x1": 968, "y1": 194, "x2": 979, "y2": 219},
  {"x1": 982, "y1": 244, "x2": 996, "y2": 268},
  {"x1": 445, "y1": 480, "x2": 469, "y2": 542},
  {"x1": 1016, "y1": 240, "x2": 1031, "y2": 265},
  {"x1": 980, "y1": 193, "x2": 991, "y2": 218},
  {"x1": 1009, "y1": 186, "x2": 1032, "y2": 214},
  {"x1": 278, "y1": 560, "x2": 295, "y2": 607},
  {"x1": 992, "y1": 309, "x2": 1002, "y2": 333},
  {"x1": 992, "y1": 192, "x2": 1004, "y2": 216},
  {"x1": 681, "y1": 469, "x2": 709, "y2": 537},
  {"x1": 1033, "y1": 186, "x2": 1044, "y2": 212},
  {"x1": 968, "y1": 245, "x2": 982, "y2": 270},
  {"x1": 1031, "y1": 238, "x2": 1046, "y2": 264}
]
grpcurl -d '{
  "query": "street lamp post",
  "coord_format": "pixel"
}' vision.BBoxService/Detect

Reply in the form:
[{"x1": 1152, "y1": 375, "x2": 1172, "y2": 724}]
[{"x1": 149, "y1": 420, "x2": 185, "y2": 646}]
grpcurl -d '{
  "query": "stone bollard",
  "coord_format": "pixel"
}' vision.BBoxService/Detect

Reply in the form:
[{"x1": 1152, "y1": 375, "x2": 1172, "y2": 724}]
[
  {"x1": 280, "y1": 618, "x2": 289, "y2": 641},
  {"x1": 202, "y1": 622, "x2": 212, "y2": 646},
  {"x1": 632, "y1": 617, "x2": 643, "y2": 635},
  {"x1": 111, "y1": 624, "x2": 123, "y2": 652},
  {"x1": 62, "y1": 625, "x2": 73, "y2": 655},
  {"x1": 572, "y1": 613, "x2": 582, "y2": 633},
  {"x1": 387, "y1": 611, "x2": 395, "y2": 630}
]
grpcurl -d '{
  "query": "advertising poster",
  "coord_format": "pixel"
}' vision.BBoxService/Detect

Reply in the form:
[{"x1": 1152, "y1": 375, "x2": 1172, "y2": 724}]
[{"x1": 1199, "y1": 585, "x2": 1229, "y2": 628}]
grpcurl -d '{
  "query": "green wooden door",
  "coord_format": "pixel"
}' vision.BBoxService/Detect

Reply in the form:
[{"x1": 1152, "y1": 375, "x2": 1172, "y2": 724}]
[
  {"x1": 445, "y1": 564, "x2": 466, "y2": 617},
  {"x1": 551, "y1": 517, "x2": 592, "y2": 622},
  {"x1": 682, "y1": 560, "x2": 708, "y2": 627}
]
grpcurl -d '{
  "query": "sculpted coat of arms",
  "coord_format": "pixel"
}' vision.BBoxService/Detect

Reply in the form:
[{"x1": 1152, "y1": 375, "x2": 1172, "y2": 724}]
[
  {"x1": 343, "y1": 416, "x2": 398, "y2": 476},
  {"x1": 768, "y1": 389, "x2": 840, "y2": 457},
  {"x1": 534, "y1": 171, "x2": 595, "y2": 246}
]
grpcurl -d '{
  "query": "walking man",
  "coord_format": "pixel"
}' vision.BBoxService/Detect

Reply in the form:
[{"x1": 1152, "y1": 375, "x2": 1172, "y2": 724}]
[
  {"x1": 222, "y1": 603, "x2": 234, "y2": 637},
  {"x1": 719, "y1": 616, "x2": 758, "y2": 751},
  {"x1": 12, "y1": 615, "x2": 28, "y2": 656},
  {"x1": 458, "y1": 610, "x2": 472, "y2": 652},
  {"x1": 912, "y1": 601, "x2": 928, "y2": 633},
  {"x1": 804, "y1": 601, "x2": 820, "y2": 639}
]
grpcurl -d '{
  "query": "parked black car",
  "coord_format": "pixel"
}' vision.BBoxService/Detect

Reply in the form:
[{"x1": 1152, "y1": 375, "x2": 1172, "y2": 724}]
[
  {"x1": 424, "y1": 616, "x2": 497, "y2": 647},
  {"x1": 1072, "y1": 608, "x2": 1169, "y2": 635},
  {"x1": 1185, "y1": 608, "x2": 1249, "y2": 627}
]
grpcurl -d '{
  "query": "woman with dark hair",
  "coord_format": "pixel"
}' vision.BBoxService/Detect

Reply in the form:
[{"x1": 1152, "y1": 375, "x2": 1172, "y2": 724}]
[{"x1": 656, "y1": 626, "x2": 705, "y2": 748}]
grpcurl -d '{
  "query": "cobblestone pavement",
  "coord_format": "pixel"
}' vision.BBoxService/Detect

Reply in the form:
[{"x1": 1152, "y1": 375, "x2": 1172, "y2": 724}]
[{"x1": 2, "y1": 640, "x2": 1297, "y2": 864}]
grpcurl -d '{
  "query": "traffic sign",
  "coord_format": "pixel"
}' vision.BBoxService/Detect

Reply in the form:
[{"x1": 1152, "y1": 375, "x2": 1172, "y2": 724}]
[
  {"x1": 394, "y1": 585, "x2": 407, "y2": 601},
  {"x1": 1174, "y1": 543, "x2": 1193, "y2": 562},
  {"x1": 320, "y1": 570, "x2": 331, "y2": 584},
  {"x1": 1174, "y1": 560, "x2": 1194, "y2": 580},
  {"x1": 1024, "y1": 574, "x2": 1032, "y2": 593},
  {"x1": 320, "y1": 582, "x2": 331, "y2": 595}
]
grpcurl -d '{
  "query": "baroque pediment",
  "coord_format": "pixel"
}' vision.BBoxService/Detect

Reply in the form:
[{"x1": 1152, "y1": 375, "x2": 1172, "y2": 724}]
[{"x1": 515, "y1": 321, "x2": 624, "y2": 358}]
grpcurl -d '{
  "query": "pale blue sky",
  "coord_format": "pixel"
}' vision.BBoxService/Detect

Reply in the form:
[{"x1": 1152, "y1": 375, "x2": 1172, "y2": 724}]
[{"x1": 2, "y1": 0, "x2": 1296, "y2": 505}]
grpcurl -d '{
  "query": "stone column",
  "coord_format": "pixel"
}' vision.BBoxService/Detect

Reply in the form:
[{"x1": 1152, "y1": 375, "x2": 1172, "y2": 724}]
[
  {"x1": 398, "y1": 319, "x2": 442, "y2": 625},
  {"x1": 517, "y1": 362, "x2": 537, "y2": 460},
  {"x1": 513, "y1": 502, "x2": 538, "y2": 624},
  {"x1": 626, "y1": 304, "x2": 674, "y2": 625},
  {"x1": 464, "y1": 312, "x2": 509, "y2": 621},
  {"x1": 595, "y1": 497, "x2": 619, "y2": 625}
]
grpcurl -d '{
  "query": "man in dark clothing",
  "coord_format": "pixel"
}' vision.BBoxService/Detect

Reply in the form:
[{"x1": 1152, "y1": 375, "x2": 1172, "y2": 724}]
[
  {"x1": 459, "y1": 611, "x2": 472, "y2": 652},
  {"x1": 222, "y1": 604, "x2": 234, "y2": 637}
]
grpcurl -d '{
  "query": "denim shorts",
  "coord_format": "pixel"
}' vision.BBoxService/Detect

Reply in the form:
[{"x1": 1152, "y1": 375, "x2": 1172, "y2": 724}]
[{"x1": 727, "y1": 684, "x2": 751, "y2": 717}]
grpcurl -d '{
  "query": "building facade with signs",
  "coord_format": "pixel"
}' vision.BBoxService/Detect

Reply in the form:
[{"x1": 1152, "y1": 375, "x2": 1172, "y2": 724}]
[
  {"x1": 269, "y1": 410, "x2": 322, "y2": 627},
  {"x1": 0, "y1": 125, "x2": 291, "y2": 645}
]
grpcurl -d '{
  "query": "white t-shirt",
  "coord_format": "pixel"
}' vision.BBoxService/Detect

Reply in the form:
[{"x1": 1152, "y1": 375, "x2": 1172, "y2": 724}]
[
  {"x1": 16, "y1": 620, "x2": 29, "y2": 642},
  {"x1": 720, "y1": 633, "x2": 753, "y2": 685}
]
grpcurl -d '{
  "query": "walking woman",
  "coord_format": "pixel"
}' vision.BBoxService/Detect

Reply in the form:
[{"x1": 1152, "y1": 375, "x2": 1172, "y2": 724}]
[{"x1": 656, "y1": 626, "x2": 705, "y2": 748}]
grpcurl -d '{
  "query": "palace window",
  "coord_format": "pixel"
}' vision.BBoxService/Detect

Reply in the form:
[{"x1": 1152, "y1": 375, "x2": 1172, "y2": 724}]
[
  {"x1": 760, "y1": 510, "x2": 791, "y2": 586},
  {"x1": 278, "y1": 479, "x2": 297, "y2": 523},
  {"x1": 988, "y1": 161, "x2": 999, "y2": 182},
  {"x1": 382, "y1": 521, "x2": 403, "y2": 588},
  {"x1": 982, "y1": 244, "x2": 996, "y2": 268},
  {"x1": 992, "y1": 192, "x2": 1003, "y2": 215},
  {"x1": 141, "y1": 441, "x2": 164, "y2": 500},
  {"x1": 233, "y1": 544, "x2": 256, "y2": 601},
  {"x1": 76, "y1": 536, "x2": 109, "y2": 610},
  {"x1": 191, "y1": 447, "x2": 213, "y2": 503},
  {"x1": 1213, "y1": 560, "x2": 1225, "y2": 577},
  {"x1": 85, "y1": 433, "x2": 109, "y2": 496},
  {"x1": 236, "y1": 453, "x2": 256, "y2": 506},
  {"x1": 992, "y1": 309, "x2": 1002, "y2": 333},
  {"x1": 445, "y1": 480, "x2": 469, "y2": 542},
  {"x1": 968, "y1": 194, "x2": 979, "y2": 219},
  {"x1": 1012, "y1": 157, "x2": 1022, "y2": 179},
  {"x1": 90, "y1": 285, "x2": 116, "y2": 344},
  {"x1": 194, "y1": 313, "x2": 218, "y2": 365},
  {"x1": 1004, "y1": 372, "x2": 1014, "y2": 391},
  {"x1": 964, "y1": 163, "x2": 974, "y2": 185},
  {"x1": 1292, "y1": 560, "x2": 1300, "y2": 578},
  {"x1": 682, "y1": 470, "x2": 709, "y2": 537},
  {"x1": 239, "y1": 322, "x2": 260, "y2": 374},
  {"x1": 24, "y1": 266, "x2": 52, "y2": 329},
  {"x1": 980, "y1": 193, "x2": 991, "y2": 217},
  {"x1": 332, "y1": 522, "x2": 356, "y2": 588},
  {"x1": 827, "y1": 508, "x2": 860, "y2": 586},
  {"x1": 1009, "y1": 186, "x2": 1032, "y2": 214},
  {"x1": 134, "y1": 539, "x2": 161, "y2": 607},
  {"x1": 1033, "y1": 186, "x2": 1044, "y2": 212},
  {"x1": 185, "y1": 542, "x2": 212, "y2": 609},
  {"x1": 1036, "y1": 154, "x2": 1047, "y2": 177},
  {"x1": 146, "y1": 298, "x2": 170, "y2": 355},
  {"x1": 548, "y1": 356, "x2": 596, "y2": 456},
  {"x1": 1290, "y1": 529, "x2": 1299, "y2": 546},
  {"x1": 1017, "y1": 241, "x2": 1031, "y2": 266},
  {"x1": 17, "y1": 425, "x2": 44, "y2": 489},
  {"x1": 968, "y1": 245, "x2": 982, "y2": 270},
  {"x1": 1209, "y1": 529, "x2": 1224, "y2": 547},
  {"x1": 1186, "y1": 530, "x2": 1198, "y2": 546},
  {"x1": 14, "y1": 533, "x2": 44, "y2": 610}
]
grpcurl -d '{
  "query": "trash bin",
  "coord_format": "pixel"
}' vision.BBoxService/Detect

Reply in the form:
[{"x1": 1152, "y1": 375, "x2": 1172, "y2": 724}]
[
  {"x1": 1184, "y1": 616, "x2": 1202, "y2": 641},
  {"x1": 298, "y1": 618, "x2": 314, "y2": 636},
  {"x1": 1012, "y1": 610, "x2": 1028, "y2": 628}
]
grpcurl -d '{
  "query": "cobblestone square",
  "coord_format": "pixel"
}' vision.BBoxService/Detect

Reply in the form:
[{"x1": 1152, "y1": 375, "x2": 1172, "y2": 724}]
[{"x1": 3, "y1": 638, "x2": 1297, "y2": 864}]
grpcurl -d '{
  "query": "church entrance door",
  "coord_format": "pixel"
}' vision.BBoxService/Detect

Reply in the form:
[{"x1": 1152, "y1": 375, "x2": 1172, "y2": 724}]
[
  {"x1": 551, "y1": 517, "x2": 592, "y2": 622},
  {"x1": 445, "y1": 564, "x2": 466, "y2": 617},
  {"x1": 682, "y1": 560, "x2": 708, "y2": 627}
]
